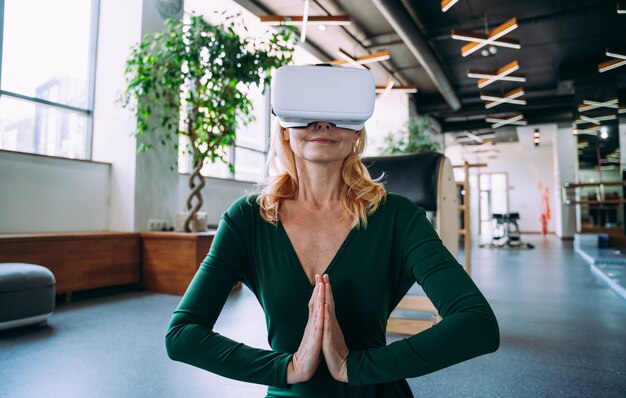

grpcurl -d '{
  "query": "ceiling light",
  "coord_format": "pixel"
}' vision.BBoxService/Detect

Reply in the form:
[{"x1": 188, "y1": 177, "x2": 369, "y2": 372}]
[
  {"x1": 451, "y1": 18, "x2": 521, "y2": 57},
  {"x1": 464, "y1": 131, "x2": 484, "y2": 143},
  {"x1": 300, "y1": 0, "x2": 310, "y2": 43},
  {"x1": 451, "y1": 31, "x2": 520, "y2": 49},
  {"x1": 336, "y1": 48, "x2": 367, "y2": 69},
  {"x1": 442, "y1": 0, "x2": 460, "y2": 12},
  {"x1": 374, "y1": 85, "x2": 418, "y2": 93},
  {"x1": 379, "y1": 78, "x2": 395, "y2": 99},
  {"x1": 468, "y1": 72, "x2": 526, "y2": 85},
  {"x1": 485, "y1": 113, "x2": 527, "y2": 129},
  {"x1": 578, "y1": 98, "x2": 618, "y2": 112},
  {"x1": 618, "y1": 2, "x2": 626, "y2": 13},
  {"x1": 480, "y1": 87, "x2": 526, "y2": 109},
  {"x1": 260, "y1": 15, "x2": 351, "y2": 26},
  {"x1": 468, "y1": 60, "x2": 525, "y2": 89},
  {"x1": 580, "y1": 115, "x2": 600, "y2": 125},
  {"x1": 489, "y1": 46, "x2": 498, "y2": 54},
  {"x1": 318, "y1": 24, "x2": 327, "y2": 31},
  {"x1": 576, "y1": 114, "x2": 617, "y2": 125},
  {"x1": 598, "y1": 50, "x2": 626, "y2": 73},
  {"x1": 577, "y1": 125, "x2": 601, "y2": 135},
  {"x1": 331, "y1": 49, "x2": 391, "y2": 67},
  {"x1": 481, "y1": 49, "x2": 489, "y2": 57},
  {"x1": 600, "y1": 126, "x2": 609, "y2": 139}
]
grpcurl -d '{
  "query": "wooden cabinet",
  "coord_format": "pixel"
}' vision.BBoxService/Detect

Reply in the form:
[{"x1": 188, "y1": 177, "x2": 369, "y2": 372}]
[
  {"x1": 0, "y1": 231, "x2": 220, "y2": 296},
  {"x1": 0, "y1": 232, "x2": 141, "y2": 294},
  {"x1": 140, "y1": 231, "x2": 216, "y2": 295}
]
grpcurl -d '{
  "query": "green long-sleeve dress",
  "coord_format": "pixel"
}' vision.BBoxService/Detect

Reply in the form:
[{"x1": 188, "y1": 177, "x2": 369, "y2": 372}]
[{"x1": 166, "y1": 192, "x2": 499, "y2": 397}]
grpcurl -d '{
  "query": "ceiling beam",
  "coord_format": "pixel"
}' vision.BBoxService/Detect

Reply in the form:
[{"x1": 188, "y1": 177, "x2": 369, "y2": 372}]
[
  {"x1": 371, "y1": 0, "x2": 461, "y2": 110},
  {"x1": 441, "y1": 106, "x2": 574, "y2": 132},
  {"x1": 361, "y1": 32, "x2": 403, "y2": 49},
  {"x1": 419, "y1": 91, "x2": 573, "y2": 116},
  {"x1": 314, "y1": 0, "x2": 411, "y2": 85},
  {"x1": 232, "y1": 0, "x2": 333, "y2": 62}
]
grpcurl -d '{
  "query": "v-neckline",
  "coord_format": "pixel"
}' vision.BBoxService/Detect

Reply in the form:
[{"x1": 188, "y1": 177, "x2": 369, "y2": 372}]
[{"x1": 277, "y1": 220, "x2": 356, "y2": 287}]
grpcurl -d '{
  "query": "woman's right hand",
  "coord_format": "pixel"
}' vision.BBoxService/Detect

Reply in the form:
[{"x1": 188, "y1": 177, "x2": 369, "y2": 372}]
[{"x1": 286, "y1": 274, "x2": 325, "y2": 384}]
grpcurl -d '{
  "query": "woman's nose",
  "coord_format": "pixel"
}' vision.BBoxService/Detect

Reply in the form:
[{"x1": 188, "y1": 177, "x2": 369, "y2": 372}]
[{"x1": 313, "y1": 121, "x2": 332, "y2": 130}]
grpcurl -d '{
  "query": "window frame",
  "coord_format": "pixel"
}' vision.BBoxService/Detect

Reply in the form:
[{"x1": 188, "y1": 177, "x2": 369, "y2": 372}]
[
  {"x1": 231, "y1": 83, "x2": 272, "y2": 182},
  {"x1": 0, "y1": 0, "x2": 101, "y2": 160}
]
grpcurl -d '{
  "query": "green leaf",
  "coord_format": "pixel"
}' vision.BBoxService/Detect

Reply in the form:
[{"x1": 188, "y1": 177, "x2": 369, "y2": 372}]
[{"x1": 120, "y1": 10, "x2": 294, "y2": 175}]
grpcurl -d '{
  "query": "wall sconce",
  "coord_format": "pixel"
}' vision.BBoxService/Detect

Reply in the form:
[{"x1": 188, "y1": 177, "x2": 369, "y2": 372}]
[{"x1": 533, "y1": 128, "x2": 540, "y2": 146}]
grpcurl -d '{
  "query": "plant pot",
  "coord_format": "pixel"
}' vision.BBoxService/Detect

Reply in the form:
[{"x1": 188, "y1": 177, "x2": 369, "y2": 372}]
[{"x1": 175, "y1": 211, "x2": 208, "y2": 232}]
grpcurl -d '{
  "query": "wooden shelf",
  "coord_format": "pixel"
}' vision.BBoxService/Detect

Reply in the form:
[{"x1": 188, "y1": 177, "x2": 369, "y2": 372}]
[
  {"x1": 387, "y1": 318, "x2": 433, "y2": 335},
  {"x1": 565, "y1": 199, "x2": 626, "y2": 205},
  {"x1": 564, "y1": 181, "x2": 626, "y2": 188},
  {"x1": 395, "y1": 295, "x2": 437, "y2": 313}
]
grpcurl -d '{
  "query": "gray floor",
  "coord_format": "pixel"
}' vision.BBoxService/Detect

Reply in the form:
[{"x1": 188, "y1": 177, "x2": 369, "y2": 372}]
[{"x1": 1, "y1": 236, "x2": 625, "y2": 398}]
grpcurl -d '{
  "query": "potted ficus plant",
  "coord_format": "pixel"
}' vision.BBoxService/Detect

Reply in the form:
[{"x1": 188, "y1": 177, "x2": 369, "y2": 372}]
[
  {"x1": 379, "y1": 114, "x2": 442, "y2": 155},
  {"x1": 120, "y1": 12, "x2": 296, "y2": 232}
]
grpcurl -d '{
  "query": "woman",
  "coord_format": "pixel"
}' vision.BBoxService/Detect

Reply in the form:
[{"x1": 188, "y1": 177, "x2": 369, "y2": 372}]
[{"x1": 166, "y1": 120, "x2": 500, "y2": 397}]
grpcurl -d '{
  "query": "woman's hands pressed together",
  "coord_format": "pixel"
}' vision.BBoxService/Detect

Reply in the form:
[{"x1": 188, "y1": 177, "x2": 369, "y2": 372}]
[
  {"x1": 321, "y1": 274, "x2": 350, "y2": 383},
  {"x1": 287, "y1": 274, "x2": 349, "y2": 385},
  {"x1": 287, "y1": 275, "x2": 325, "y2": 384}
]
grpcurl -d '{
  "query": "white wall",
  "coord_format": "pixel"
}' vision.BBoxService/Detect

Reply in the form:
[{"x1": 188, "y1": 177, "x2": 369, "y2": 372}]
[
  {"x1": 178, "y1": 175, "x2": 256, "y2": 227},
  {"x1": 445, "y1": 124, "x2": 557, "y2": 234},
  {"x1": 132, "y1": 1, "x2": 184, "y2": 232},
  {"x1": 619, "y1": 122, "x2": 626, "y2": 170},
  {"x1": 552, "y1": 126, "x2": 578, "y2": 238},
  {"x1": 0, "y1": 151, "x2": 110, "y2": 233},
  {"x1": 91, "y1": 0, "x2": 144, "y2": 231},
  {"x1": 364, "y1": 91, "x2": 410, "y2": 157}
]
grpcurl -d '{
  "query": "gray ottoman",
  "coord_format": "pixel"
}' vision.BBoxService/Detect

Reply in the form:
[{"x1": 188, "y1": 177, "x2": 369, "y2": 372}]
[{"x1": 0, "y1": 263, "x2": 56, "y2": 331}]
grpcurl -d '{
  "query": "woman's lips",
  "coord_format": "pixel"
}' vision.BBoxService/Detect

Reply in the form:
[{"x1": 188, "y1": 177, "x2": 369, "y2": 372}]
[{"x1": 310, "y1": 138, "x2": 337, "y2": 143}]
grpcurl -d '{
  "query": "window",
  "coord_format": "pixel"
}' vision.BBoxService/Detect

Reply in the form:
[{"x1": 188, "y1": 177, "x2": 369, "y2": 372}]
[
  {"x1": 0, "y1": 0, "x2": 99, "y2": 159},
  {"x1": 178, "y1": 0, "x2": 321, "y2": 183},
  {"x1": 178, "y1": 81, "x2": 270, "y2": 183},
  {"x1": 479, "y1": 173, "x2": 509, "y2": 236}
]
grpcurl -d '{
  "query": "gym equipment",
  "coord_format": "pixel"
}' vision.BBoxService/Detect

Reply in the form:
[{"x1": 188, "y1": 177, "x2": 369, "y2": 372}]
[{"x1": 480, "y1": 212, "x2": 535, "y2": 249}]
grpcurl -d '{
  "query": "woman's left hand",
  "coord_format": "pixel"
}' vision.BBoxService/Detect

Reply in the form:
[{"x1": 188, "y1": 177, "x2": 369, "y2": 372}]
[{"x1": 321, "y1": 274, "x2": 349, "y2": 383}]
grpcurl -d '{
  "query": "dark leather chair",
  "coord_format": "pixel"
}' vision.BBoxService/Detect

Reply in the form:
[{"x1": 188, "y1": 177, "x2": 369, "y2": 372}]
[
  {"x1": 362, "y1": 151, "x2": 459, "y2": 255},
  {"x1": 362, "y1": 151, "x2": 460, "y2": 335}
]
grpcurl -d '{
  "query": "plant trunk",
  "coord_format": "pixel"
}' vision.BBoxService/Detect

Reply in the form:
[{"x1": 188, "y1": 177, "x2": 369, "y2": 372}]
[{"x1": 184, "y1": 158, "x2": 206, "y2": 232}]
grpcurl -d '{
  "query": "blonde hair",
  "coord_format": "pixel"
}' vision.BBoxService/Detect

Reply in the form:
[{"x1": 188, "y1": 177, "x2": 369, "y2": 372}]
[{"x1": 256, "y1": 125, "x2": 387, "y2": 229}]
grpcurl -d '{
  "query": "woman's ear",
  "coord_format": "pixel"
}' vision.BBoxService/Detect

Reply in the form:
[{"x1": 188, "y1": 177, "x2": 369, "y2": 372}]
[{"x1": 282, "y1": 128, "x2": 289, "y2": 141}]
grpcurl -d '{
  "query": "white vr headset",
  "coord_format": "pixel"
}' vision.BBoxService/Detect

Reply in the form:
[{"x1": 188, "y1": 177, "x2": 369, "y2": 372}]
[{"x1": 271, "y1": 64, "x2": 376, "y2": 131}]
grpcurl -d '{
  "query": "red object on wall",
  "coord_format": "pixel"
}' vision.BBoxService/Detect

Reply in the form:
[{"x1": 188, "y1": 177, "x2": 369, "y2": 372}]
[{"x1": 540, "y1": 184, "x2": 551, "y2": 236}]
